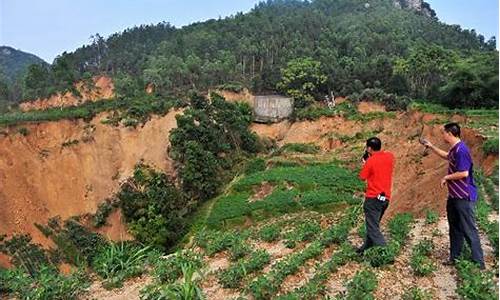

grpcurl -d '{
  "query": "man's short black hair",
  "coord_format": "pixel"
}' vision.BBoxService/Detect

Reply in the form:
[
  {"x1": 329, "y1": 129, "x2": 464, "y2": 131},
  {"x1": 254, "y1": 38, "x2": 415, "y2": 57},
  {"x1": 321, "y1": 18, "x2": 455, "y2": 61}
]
[
  {"x1": 366, "y1": 137, "x2": 382, "y2": 151},
  {"x1": 444, "y1": 123, "x2": 461, "y2": 138}
]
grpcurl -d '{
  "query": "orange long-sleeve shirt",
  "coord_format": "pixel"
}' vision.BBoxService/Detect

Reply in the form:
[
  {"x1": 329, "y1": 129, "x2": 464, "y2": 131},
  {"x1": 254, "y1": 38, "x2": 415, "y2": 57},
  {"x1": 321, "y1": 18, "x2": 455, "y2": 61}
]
[{"x1": 359, "y1": 151, "x2": 395, "y2": 200}]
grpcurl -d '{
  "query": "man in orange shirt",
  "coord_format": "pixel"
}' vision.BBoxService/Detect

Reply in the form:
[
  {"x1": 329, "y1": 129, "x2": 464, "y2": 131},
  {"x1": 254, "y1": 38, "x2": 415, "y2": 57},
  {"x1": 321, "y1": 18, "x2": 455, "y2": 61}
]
[{"x1": 357, "y1": 137, "x2": 395, "y2": 254}]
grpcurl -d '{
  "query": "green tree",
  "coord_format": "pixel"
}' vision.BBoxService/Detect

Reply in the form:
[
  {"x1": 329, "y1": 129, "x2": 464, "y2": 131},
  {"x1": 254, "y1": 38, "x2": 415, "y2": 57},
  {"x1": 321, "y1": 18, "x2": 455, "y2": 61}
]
[
  {"x1": 22, "y1": 64, "x2": 52, "y2": 100},
  {"x1": 440, "y1": 52, "x2": 499, "y2": 108},
  {"x1": 277, "y1": 57, "x2": 327, "y2": 108},
  {"x1": 394, "y1": 45, "x2": 456, "y2": 99},
  {"x1": 169, "y1": 93, "x2": 257, "y2": 201}
]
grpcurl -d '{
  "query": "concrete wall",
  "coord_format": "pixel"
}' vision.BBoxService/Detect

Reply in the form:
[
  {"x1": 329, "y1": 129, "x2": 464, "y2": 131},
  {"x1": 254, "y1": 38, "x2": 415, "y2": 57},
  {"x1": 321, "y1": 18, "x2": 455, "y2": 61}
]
[{"x1": 253, "y1": 95, "x2": 294, "y2": 123}]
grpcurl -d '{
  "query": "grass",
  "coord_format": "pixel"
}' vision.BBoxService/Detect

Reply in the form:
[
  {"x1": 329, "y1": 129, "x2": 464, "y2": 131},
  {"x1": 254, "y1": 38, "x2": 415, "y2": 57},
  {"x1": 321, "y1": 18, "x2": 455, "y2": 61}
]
[
  {"x1": 410, "y1": 101, "x2": 499, "y2": 150},
  {"x1": 279, "y1": 143, "x2": 320, "y2": 154},
  {"x1": 140, "y1": 261, "x2": 204, "y2": 300}
]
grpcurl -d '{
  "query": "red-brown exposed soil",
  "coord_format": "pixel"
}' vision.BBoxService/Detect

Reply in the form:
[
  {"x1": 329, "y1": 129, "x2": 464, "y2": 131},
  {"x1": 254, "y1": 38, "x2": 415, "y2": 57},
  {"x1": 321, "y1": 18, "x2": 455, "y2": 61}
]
[
  {"x1": 1, "y1": 99, "x2": 496, "y2": 272},
  {"x1": 0, "y1": 110, "x2": 181, "y2": 267},
  {"x1": 19, "y1": 76, "x2": 114, "y2": 111},
  {"x1": 251, "y1": 108, "x2": 497, "y2": 220}
]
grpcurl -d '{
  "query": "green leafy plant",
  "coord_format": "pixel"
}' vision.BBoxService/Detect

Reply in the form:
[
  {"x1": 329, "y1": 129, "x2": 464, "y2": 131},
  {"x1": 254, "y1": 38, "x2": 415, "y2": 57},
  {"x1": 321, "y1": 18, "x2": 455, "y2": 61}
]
[
  {"x1": 402, "y1": 287, "x2": 433, "y2": 300},
  {"x1": 258, "y1": 224, "x2": 281, "y2": 242},
  {"x1": 337, "y1": 269, "x2": 378, "y2": 300},
  {"x1": 91, "y1": 242, "x2": 152, "y2": 289},
  {"x1": 424, "y1": 209, "x2": 439, "y2": 224},
  {"x1": 140, "y1": 262, "x2": 205, "y2": 300},
  {"x1": 456, "y1": 259, "x2": 498, "y2": 300},
  {"x1": 1, "y1": 265, "x2": 89, "y2": 300},
  {"x1": 152, "y1": 250, "x2": 203, "y2": 284},
  {"x1": 482, "y1": 137, "x2": 499, "y2": 154},
  {"x1": 410, "y1": 239, "x2": 436, "y2": 276},
  {"x1": 118, "y1": 164, "x2": 187, "y2": 250}
]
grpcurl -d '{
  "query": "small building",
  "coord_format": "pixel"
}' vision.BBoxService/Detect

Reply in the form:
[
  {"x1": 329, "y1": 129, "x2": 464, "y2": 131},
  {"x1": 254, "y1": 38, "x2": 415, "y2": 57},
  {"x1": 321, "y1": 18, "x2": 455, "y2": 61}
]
[{"x1": 253, "y1": 95, "x2": 294, "y2": 123}]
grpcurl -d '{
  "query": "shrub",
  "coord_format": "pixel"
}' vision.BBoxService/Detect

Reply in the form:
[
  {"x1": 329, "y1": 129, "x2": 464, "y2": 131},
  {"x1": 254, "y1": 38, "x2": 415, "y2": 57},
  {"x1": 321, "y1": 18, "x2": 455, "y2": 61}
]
[
  {"x1": 18, "y1": 127, "x2": 29, "y2": 136},
  {"x1": 35, "y1": 217, "x2": 108, "y2": 266},
  {"x1": 0, "y1": 234, "x2": 53, "y2": 276},
  {"x1": 118, "y1": 164, "x2": 187, "y2": 250},
  {"x1": 245, "y1": 157, "x2": 267, "y2": 175},
  {"x1": 92, "y1": 198, "x2": 119, "y2": 228},
  {"x1": 169, "y1": 93, "x2": 258, "y2": 202}
]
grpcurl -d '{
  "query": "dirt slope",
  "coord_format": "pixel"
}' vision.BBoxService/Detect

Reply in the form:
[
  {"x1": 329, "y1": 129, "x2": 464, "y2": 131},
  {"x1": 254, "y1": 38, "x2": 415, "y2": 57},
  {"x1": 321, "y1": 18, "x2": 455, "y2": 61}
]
[
  {"x1": 0, "y1": 101, "x2": 495, "y2": 270},
  {"x1": 19, "y1": 76, "x2": 114, "y2": 111},
  {"x1": 251, "y1": 106, "x2": 496, "y2": 219},
  {"x1": 0, "y1": 110, "x2": 180, "y2": 260}
]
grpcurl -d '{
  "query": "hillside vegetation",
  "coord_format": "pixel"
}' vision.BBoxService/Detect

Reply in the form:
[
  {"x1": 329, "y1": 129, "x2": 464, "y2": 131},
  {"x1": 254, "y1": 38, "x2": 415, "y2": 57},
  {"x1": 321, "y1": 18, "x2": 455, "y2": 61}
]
[{"x1": 2, "y1": 0, "x2": 497, "y2": 113}]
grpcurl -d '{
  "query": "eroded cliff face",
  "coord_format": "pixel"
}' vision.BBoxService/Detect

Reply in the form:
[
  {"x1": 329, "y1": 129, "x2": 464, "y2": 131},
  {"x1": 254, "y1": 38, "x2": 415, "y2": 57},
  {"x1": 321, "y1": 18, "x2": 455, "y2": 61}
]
[
  {"x1": 0, "y1": 99, "x2": 496, "y2": 269},
  {"x1": 0, "y1": 110, "x2": 181, "y2": 253},
  {"x1": 251, "y1": 107, "x2": 496, "y2": 220},
  {"x1": 19, "y1": 76, "x2": 114, "y2": 111}
]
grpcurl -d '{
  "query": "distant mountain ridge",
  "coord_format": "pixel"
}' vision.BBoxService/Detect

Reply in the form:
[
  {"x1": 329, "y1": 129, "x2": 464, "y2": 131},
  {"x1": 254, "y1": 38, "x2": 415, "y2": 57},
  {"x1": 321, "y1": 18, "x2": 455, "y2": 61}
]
[{"x1": 0, "y1": 46, "x2": 47, "y2": 83}]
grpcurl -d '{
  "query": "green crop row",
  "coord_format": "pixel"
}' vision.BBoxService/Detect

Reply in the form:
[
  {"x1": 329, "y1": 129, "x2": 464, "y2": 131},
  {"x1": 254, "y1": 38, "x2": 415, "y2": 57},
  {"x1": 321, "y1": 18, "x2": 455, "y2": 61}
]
[
  {"x1": 276, "y1": 242, "x2": 357, "y2": 299},
  {"x1": 456, "y1": 259, "x2": 498, "y2": 300},
  {"x1": 248, "y1": 206, "x2": 361, "y2": 299},
  {"x1": 218, "y1": 249, "x2": 271, "y2": 289}
]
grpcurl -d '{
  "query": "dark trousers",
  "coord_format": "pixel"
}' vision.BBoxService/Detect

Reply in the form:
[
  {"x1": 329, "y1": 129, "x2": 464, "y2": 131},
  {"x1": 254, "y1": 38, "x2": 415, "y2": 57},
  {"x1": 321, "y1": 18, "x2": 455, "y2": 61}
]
[
  {"x1": 360, "y1": 198, "x2": 389, "y2": 251},
  {"x1": 447, "y1": 197, "x2": 485, "y2": 268}
]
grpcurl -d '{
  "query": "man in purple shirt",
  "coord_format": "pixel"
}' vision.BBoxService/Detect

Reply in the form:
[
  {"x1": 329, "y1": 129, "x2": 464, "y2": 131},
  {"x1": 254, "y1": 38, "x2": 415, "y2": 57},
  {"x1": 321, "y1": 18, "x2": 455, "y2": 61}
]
[{"x1": 422, "y1": 123, "x2": 485, "y2": 269}]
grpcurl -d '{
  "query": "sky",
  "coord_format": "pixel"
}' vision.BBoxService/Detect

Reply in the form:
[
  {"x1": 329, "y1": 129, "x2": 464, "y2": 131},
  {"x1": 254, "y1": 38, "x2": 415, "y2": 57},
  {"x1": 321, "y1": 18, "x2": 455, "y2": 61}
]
[{"x1": 0, "y1": 0, "x2": 498, "y2": 63}]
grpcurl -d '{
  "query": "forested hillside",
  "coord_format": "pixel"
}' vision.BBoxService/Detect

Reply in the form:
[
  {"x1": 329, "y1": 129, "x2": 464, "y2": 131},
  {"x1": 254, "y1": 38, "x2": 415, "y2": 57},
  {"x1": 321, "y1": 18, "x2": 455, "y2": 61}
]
[
  {"x1": 0, "y1": 46, "x2": 47, "y2": 106},
  {"x1": 11, "y1": 0, "x2": 498, "y2": 110}
]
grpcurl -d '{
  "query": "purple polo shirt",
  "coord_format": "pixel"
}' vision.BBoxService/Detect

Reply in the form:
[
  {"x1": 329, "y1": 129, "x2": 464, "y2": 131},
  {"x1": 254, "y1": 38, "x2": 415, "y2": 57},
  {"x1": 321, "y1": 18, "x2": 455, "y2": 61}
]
[{"x1": 447, "y1": 141, "x2": 477, "y2": 201}]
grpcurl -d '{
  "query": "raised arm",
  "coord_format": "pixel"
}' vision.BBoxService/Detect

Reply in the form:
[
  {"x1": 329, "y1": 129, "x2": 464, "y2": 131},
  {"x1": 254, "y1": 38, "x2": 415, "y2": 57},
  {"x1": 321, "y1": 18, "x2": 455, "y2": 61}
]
[{"x1": 421, "y1": 139, "x2": 448, "y2": 160}]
